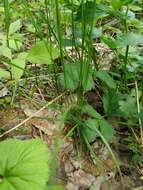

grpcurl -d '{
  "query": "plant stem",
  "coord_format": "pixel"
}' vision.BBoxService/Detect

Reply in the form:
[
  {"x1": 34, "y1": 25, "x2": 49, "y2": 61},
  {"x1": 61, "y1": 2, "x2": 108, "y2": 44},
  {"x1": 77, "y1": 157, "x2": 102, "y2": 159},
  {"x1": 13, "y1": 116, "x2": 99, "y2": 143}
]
[
  {"x1": 4, "y1": 0, "x2": 10, "y2": 47},
  {"x1": 44, "y1": 0, "x2": 58, "y2": 91},
  {"x1": 54, "y1": 0, "x2": 67, "y2": 89},
  {"x1": 123, "y1": 6, "x2": 129, "y2": 91}
]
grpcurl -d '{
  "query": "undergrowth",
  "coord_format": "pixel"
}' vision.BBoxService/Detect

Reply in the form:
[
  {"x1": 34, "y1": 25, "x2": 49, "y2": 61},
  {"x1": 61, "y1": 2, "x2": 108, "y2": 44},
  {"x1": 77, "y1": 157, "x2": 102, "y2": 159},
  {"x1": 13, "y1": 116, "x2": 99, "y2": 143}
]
[{"x1": 0, "y1": 0, "x2": 143, "y2": 189}]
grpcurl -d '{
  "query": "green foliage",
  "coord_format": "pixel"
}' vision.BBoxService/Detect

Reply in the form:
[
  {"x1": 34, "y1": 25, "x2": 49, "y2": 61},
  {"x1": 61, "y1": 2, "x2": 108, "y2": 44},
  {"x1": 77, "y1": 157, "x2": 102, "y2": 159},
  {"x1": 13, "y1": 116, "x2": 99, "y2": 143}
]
[
  {"x1": 117, "y1": 33, "x2": 143, "y2": 47},
  {"x1": 111, "y1": 0, "x2": 134, "y2": 10},
  {"x1": 82, "y1": 103, "x2": 115, "y2": 142},
  {"x1": 82, "y1": 119, "x2": 99, "y2": 143},
  {"x1": 84, "y1": 118, "x2": 115, "y2": 142},
  {"x1": 58, "y1": 62, "x2": 94, "y2": 91},
  {"x1": 0, "y1": 46, "x2": 12, "y2": 59},
  {"x1": 9, "y1": 19, "x2": 22, "y2": 35},
  {"x1": 101, "y1": 36, "x2": 117, "y2": 49},
  {"x1": 76, "y1": 1, "x2": 96, "y2": 24},
  {"x1": 119, "y1": 89, "x2": 137, "y2": 118},
  {"x1": 94, "y1": 70, "x2": 116, "y2": 89},
  {"x1": 103, "y1": 89, "x2": 120, "y2": 116},
  {"x1": 0, "y1": 69, "x2": 10, "y2": 80},
  {"x1": 126, "y1": 136, "x2": 142, "y2": 165},
  {"x1": 11, "y1": 52, "x2": 27, "y2": 81},
  {"x1": 111, "y1": 0, "x2": 122, "y2": 10},
  {"x1": 27, "y1": 41, "x2": 59, "y2": 65},
  {"x1": 0, "y1": 139, "x2": 49, "y2": 190},
  {"x1": 1, "y1": 0, "x2": 143, "y2": 179}
]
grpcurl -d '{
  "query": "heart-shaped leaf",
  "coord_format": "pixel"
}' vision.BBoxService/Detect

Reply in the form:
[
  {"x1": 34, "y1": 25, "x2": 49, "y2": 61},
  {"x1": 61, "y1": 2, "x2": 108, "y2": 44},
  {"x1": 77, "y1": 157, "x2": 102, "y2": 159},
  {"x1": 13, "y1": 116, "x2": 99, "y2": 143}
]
[
  {"x1": 0, "y1": 139, "x2": 49, "y2": 190},
  {"x1": 27, "y1": 41, "x2": 59, "y2": 65}
]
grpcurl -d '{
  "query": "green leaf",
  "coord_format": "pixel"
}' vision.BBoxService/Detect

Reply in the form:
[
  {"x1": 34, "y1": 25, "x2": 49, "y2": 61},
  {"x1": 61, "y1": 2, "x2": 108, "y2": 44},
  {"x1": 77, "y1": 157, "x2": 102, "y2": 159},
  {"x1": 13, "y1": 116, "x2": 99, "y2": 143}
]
[
  {"x1": 58, "y1": 62, "x2": 94, "y2": 91},
  {"x1": 84, "y1": 119, "x2": 99, "y2": 143},
  {"x1": 119, "y1": 98, "x2": 136, "y2": 116},
  {"x1": 111, "y1": 0, "x2": 134, "y2": 10},
  {"x1": 82, "y1": 104, "x2": 114, "y2": 141},
  {"x1": 99, "y1": 120, "x2": 115, "y2": 141},
  {"x1": 11, "y1": 52, "x2": 27, "y2": 81},
  {"x1": 119, "y1": 90, "x2": 137, "y2": 117},
  {"x1": 101, "y1": 36, "x2": 117, "y2": 49},
  {"x1": 121, "y1": 0, "x2": 134, "y2": 5},
  {"x1": 95, "y1": 70, "x2": 116, "y2": 89},
  {"x1": 82, "y1": 103, "x2": 102, "y2": 119},
  {"x1": 103, "y1": 90, "x2": 120, "y2": 116},
  {"x1": 27, "y1": 41, "x2": 59, "y2": 65},
  {"x1": 111, "y1": 0, "x2": 122, "y2": 10},
  {"x1": 0, "y1": 68, "x2": 10, "y2": 80},
  {"x1": 117, "y1": 33, "x2": 143, "y2": 47},
  {"x1": 0, "y1": 139, "x2": 49, "y2": 190},
  {"x1": 0, "y1": 46, "x2": 12, "y2": 59},
  {"x1": 76, "y1": 1, "x2": 96, "y2": 24},
  {"x1": 8, "y1": 39, "x2": 23, "y2": 50},
  {"x1": 9, "y1": 19, "x2": 22, "y2": 35}
]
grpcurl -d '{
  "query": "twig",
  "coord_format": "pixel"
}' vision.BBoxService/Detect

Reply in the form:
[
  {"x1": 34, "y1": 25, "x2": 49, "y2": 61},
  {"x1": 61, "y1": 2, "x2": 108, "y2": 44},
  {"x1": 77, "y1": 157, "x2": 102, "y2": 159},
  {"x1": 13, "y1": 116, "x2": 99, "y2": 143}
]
[
  {"x1": 135, "y1": 81, "x2": 143, "y2": 145},
  {"x1": 0, "y1": 92, "x2": 66, "y2": 138}
]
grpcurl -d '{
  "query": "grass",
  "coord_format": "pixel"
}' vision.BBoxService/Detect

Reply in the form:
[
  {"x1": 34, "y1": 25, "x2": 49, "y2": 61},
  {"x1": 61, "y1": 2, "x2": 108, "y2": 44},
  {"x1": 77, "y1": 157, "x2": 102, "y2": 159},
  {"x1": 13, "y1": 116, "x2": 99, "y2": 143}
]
[
  {"x1": 3, "y1": 0, "x2": 10, "y2": 47},
  {"x1": 0, "y1": 0, "x2": 143, "y2": 189}
]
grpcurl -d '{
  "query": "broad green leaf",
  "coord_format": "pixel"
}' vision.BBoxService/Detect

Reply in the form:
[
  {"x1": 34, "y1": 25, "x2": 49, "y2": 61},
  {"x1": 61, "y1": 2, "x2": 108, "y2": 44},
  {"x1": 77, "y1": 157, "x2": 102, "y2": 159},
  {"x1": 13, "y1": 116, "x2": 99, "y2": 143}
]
[
  {"x1": 101, "y1": 36, "x2": 117, "y2": 49},
  {"x1": 9, "y1": 19, "x2": 22, "y2": 35},
  {"x1": 103, "y1": 90, "x2": 120, "y2": 116},
  {"x1": 83, "y1": 104, "x2": 114, "y2": 141},
  {"x1": 95, "y1": 70, "x2": 116, "y2": 89},
  {"x1": 111, "y1": 0, "x2": 122, "y2": 10},
  {"x1": 0, "y1": 68, "x2": 10, "y2": 80},
  {"x1": 0, "y1": 139, "x2": 49, "y2": 190},
  {"x1": 119, "y1": 94, "x2": 137, "y2": 117},
  {"x1": 82, "y1": 103, "x2": 102, "y2": 119},
  {"x1": 99, "y1": 120, "x2": 115, "y2": 141},
  {"x1": 111, "y1": 0, "x2": 133, "y2": 10},
  {"x1": 58, "y1": 62, "x2": 94, "y2": 91},
  {"x1": 0, "y1": 46, "x2": 12, "y2": 59},
  {"x1": 84, "y1": 119, "x2": 99, "y2": 143},
  {"x1": 27, "y1": 41, "x2": 59, "y2": 65},
  {"x1": 11, "y1": 52, "x2": 27, "y2": 81},
  {"x1": 117, "y1": 33, "x2": 143, "y2": 47}
]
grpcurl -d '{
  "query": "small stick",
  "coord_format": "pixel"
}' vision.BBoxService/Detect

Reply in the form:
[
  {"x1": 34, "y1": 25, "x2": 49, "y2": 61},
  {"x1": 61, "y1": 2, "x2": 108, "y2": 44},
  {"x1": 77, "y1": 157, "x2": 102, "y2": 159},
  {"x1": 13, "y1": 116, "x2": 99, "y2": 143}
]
[
  {"x1": 0, "y1": 92, "x2": 66, "y2": 138},
  {"x1": 135, "y1": 81, "x2": 143, "y2": 145}
]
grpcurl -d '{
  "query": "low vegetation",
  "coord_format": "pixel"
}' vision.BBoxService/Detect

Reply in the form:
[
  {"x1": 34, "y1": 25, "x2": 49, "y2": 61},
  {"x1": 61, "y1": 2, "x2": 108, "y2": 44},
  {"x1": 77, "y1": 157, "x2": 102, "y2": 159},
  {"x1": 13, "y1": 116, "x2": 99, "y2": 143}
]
[{"x1": 0, "y1": 0, "x2": 143, "y2": 189}]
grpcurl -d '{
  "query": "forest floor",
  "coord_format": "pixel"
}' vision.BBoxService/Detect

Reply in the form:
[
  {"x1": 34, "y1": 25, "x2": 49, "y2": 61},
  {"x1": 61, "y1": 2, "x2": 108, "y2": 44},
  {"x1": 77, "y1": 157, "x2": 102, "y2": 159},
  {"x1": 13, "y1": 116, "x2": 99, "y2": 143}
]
[{"x1": 1, "y1": 89, "x2": 143, "y2": 190}]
